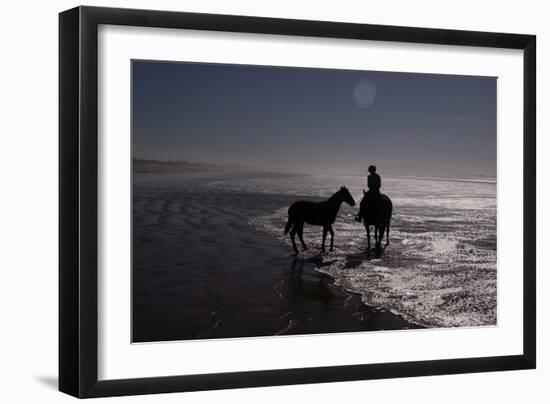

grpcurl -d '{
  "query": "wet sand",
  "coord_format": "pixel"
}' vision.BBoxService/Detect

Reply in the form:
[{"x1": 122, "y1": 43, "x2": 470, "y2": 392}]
[{"x1": 132, "y1": 177, "x2": 420, "y2": 343}]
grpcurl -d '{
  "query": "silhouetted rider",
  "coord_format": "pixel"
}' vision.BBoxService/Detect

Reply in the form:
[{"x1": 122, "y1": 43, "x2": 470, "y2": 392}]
[
  {"x1": 355, "y1": 165, "x2": 381, "y2": 222},
  {"x1": 367, "y1": 165, "x2": 381, "y2": 195}
]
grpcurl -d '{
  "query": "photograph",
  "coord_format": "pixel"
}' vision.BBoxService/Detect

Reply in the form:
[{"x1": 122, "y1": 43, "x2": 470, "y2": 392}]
[{"x1": 131, "y1": 60, "x2": 497, "y2": 343}]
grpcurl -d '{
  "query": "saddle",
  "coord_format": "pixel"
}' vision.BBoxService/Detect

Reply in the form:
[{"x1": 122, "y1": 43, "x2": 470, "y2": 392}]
[{"x1": 356, "y1": 190, "x2": 383, "y2": 223}]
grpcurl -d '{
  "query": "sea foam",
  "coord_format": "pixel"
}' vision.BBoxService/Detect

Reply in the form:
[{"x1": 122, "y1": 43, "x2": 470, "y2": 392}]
[{"x1": 245, "y1": 175, "x2": 497, "y2": 328}]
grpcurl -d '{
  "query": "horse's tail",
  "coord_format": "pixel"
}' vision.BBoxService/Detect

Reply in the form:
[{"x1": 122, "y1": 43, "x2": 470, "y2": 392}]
[
  {"x1": 284, "y1": 217, "x2": 293, "y2": 234},
  {"x1": 384, "y1": 195, "x2": 393, "y2": 244}
]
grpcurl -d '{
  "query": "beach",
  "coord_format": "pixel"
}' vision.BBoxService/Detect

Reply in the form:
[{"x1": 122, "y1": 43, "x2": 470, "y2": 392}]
[{"x1": 132, "y1": 171, "x2": 496, "y2": 342}]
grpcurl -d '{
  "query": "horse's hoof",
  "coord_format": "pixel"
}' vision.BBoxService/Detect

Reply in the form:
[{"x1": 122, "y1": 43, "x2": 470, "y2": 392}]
[{"x1": 329, "y1": 248, "x2": 333, "y2": 252}]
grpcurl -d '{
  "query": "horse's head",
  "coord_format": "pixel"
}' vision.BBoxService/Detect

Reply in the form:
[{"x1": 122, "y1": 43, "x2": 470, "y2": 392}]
[{"x1": 339, "y1": 186, "x2": 356, "y2": 206}]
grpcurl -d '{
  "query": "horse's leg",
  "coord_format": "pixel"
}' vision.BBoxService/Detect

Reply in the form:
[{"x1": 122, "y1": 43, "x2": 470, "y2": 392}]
[
  {"x1": 321, "y1": 226, "x2": 328, "y2": 252},
  {"x1": 385, "y1": 221, "x2": 390, "y2": 246},
  {"x1": 297, "y1": 223, "x2": 308, "y2": 250},
  {"x1": 378, "y1": 225, "x2": 385, "y2": 248},
  {"x1": 374, "y1": 226, "x2": 379, "y2": 247},
  {"x1": 328, "y1": 226, "x2": 335, "y2": 252},
  {"x1": 290, "y1": 225, "x2": 299, "y2": 254},
  {"x1": 366, "y1": 224, "x2": 370, "y2": 249}
]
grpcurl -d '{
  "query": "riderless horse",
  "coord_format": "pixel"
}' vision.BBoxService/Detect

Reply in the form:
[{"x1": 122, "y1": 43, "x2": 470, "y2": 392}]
[{"x1": 284, "y1": 186, "x2": 355, "y2": 254}]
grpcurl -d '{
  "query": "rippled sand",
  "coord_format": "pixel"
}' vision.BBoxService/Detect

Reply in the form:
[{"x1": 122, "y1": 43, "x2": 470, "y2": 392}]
[
  {"x1": 133, "y1": 172, "x2": 496, "y2": 342},
  {"x1": 132, "y1": 172, "x2": 420, "y2": 342}
]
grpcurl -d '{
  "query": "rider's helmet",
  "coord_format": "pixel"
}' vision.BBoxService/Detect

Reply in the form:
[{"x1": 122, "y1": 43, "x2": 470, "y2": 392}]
[{"x1": 368, "y1": 165, "x2": 376, "y2": 173}]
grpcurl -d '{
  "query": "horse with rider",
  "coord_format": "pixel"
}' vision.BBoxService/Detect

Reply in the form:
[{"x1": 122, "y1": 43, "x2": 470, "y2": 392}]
[{"x1": 355, "y1": 165, "x2": 392, "y2": 249}]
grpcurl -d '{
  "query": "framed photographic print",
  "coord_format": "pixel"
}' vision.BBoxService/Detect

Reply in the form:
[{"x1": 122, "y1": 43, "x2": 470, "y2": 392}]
[{"x1": 59, "y1": 6, "x2": 536, "y2": 398}]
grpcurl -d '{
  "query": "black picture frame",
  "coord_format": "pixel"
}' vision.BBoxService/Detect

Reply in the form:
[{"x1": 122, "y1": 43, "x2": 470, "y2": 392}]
[{"x1": 59, "y1": 5, "x2": 536, "y2": 398}]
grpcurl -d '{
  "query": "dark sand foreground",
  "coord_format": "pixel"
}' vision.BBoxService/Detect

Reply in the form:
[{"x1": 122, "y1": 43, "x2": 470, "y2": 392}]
[{"x1": 132, "y1": 175, "x2": 420, "y2": 342}]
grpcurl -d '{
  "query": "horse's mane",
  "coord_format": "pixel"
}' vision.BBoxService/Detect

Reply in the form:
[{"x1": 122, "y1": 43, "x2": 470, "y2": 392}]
[{"x1": 327, "y1": 188, "x2": 344, "y2": 203}]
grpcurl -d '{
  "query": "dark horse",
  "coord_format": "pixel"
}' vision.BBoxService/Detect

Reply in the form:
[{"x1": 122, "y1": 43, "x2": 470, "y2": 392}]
[
  {"x1": 284, "y1": 186, "x2": 356, "y2": 254},
  {"x1": 357, "y1": 191, "x2": 393, "y2": 249}
]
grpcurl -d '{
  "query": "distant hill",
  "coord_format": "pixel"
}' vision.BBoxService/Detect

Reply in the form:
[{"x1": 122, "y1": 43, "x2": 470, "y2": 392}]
[{"x1": 133, "y1": 158, "x2": 232, "y2": 173}]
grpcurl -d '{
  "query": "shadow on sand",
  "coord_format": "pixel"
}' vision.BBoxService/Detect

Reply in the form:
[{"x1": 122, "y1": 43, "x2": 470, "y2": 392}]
[
  {"x1": 281, "y1": 248, "x2": 421, "y2": 334},
  {"x1": 288, "y1": 254, "x2": 339, "y2": 303},
  {"x1": 286, "y1": 245, "x2": 386, "y2": 303},
  {"x1": 344, "y1": 245, "x2": 386, "y2": 269}
]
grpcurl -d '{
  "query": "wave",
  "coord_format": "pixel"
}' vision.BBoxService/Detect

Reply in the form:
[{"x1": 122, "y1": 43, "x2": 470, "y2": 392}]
[{"x1": 388, "y1": 175, "x2": 497, "y2": 184}]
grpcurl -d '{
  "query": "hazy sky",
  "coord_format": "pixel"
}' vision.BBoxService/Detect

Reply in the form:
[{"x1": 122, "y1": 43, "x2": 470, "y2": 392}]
[{"x1": 132, "y1": 60, "x2": 496, "y2": 178}]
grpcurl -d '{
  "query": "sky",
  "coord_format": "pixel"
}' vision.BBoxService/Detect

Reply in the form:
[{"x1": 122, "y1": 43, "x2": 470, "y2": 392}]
[{"x1": 132, "y1": 60, "x2": 496, "y2": 178}]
